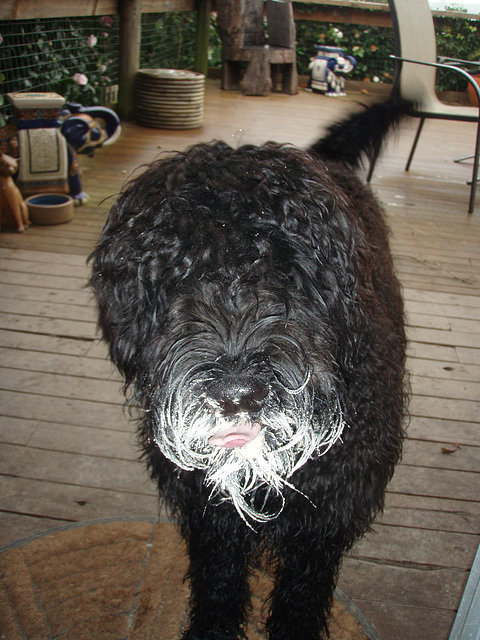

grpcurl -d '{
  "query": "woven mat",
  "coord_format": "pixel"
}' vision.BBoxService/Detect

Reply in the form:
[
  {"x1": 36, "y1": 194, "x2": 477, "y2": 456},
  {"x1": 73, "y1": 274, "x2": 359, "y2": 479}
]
[{"x1": 0, "y1": 518, "x2": 381, "y2": 640}]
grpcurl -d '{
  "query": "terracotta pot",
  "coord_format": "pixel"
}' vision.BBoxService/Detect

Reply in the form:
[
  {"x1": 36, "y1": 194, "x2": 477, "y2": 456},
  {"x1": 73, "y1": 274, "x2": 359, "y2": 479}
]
[
  {"x1": 25, "y1": 194, "x2": 74, "y2": 225},
  {"x1": 467, "y1": 71, "x2": 480, "y2": 107}
]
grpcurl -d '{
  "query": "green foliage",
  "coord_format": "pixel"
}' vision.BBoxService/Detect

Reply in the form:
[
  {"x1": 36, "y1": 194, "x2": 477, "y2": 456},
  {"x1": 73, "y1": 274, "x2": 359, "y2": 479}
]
[
  {"x1": 435, "y1": 17, "x2": 479, "y2": 90},
  {"x1": 295, "y1": 10, "x2": 479, "y2": 91},
  {"x1": 140, "y1": 12, "x2": 222, "y2": 70},
  {"x1": 140, "y1": 12, "x2": 197, "y2": 70},
  {"x1": 295, "y1": 21, "x2": 396, "y2": 83},
  {"x1": 208, "y1": 14, "x2": 223, "y2": 68},
  {"x1": 0, "y1": 16, "x2": 118, "y2": 108}
]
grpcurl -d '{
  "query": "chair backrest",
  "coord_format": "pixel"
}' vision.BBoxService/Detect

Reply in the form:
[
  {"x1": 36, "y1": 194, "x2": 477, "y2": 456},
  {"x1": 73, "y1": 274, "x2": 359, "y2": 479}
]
[{"x1": 388, "y1": 0, "x2": 440, "y2": 110}]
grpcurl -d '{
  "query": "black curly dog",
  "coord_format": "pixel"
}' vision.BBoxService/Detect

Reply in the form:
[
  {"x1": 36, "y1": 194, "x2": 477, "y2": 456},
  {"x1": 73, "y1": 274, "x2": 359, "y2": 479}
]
[{"x1": 91, "y1": 101, "x2": 410, "y2": 639}]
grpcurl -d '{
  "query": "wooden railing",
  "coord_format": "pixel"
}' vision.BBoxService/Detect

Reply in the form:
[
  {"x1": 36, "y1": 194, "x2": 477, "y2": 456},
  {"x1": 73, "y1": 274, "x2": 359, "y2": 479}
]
[{"x1": 2, "y1": 0, "x2": 478, "y2": 22}]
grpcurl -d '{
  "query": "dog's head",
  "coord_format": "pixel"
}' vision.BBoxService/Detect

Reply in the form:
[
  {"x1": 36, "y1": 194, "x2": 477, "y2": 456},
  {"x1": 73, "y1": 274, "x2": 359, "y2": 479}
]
[{"x1": 91, "y1": 141, "x2": 360, "y2": 523}]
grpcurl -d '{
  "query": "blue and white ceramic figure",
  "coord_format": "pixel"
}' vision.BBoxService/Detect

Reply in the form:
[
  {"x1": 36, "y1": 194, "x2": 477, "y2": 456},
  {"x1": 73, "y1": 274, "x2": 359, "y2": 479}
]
[
  {"x1": 308, "y1": 46, "x2": 357, "y2": 96},
  {"x1": 5, "y1": 92, "x2": 121, "y2": 205}
]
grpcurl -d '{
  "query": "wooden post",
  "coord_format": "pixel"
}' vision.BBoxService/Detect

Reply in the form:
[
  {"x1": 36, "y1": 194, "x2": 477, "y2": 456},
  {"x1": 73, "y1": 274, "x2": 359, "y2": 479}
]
[
  {"x1": 117, "y1": 0, "x2": 142, "y2": 121},
  {"x1": 194, "y1": 0, "x2": 211, "y2": 77}
]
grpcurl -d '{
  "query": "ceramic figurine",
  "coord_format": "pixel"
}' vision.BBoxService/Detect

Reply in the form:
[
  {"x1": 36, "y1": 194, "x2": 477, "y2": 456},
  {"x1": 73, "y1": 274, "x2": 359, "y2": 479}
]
[
  {"x1": 0, "y1": 151, "x2": 30, "y2": 232},
  {"x1": 6, "y1": 93, "x2": 121, "y2": 206},
  {"x1": 60, "y1": 104, "x2": 121, "y2": 204},
  {"x1": 308, "y1": 46, "x2": 357, "y2": 96}
]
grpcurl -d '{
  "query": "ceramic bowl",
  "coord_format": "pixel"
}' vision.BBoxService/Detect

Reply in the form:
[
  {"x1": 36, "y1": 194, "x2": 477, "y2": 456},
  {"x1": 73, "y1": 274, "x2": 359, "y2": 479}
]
[{"x1": 25, "y1": 194, "x2": 74, "y2": 225}]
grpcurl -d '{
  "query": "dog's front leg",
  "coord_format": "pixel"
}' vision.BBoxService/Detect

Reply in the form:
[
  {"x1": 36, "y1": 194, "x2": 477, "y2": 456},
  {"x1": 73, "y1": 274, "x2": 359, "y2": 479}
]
[
  {"x1": 181, "y1": 507, "x2": 254, "y2": 640},
  {"x1": 265, "y1": 532, "x2": 343, "y2": 640}
]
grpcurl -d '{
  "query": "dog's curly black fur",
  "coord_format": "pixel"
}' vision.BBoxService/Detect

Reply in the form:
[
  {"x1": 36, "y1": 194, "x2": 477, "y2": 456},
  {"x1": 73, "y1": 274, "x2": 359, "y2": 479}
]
[{"x1": 90, "y1": 101, "x2": 409, "y2": 640}]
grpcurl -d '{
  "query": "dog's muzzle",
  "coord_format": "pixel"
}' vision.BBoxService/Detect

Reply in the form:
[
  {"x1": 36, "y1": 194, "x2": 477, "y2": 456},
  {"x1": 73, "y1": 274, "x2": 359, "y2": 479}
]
[
  {"x1": 148, "y1": 344, "x2": 345, "y2": 523},
  {"x1": 206, "y1": 375, "x2": 267, "y2": 448}
]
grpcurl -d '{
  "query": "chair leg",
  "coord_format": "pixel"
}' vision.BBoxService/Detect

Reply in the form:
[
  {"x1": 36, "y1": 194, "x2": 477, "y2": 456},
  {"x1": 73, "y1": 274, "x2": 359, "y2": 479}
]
[
  {"x1": 406, "y1": 118, "x2": 425, "y2": 171},
  {"x1": 468, "y1": 122, "x2": 480, "y2": 214},
  {"x1": 454, "y1": 154, "x2": 474, "y2": 163}
]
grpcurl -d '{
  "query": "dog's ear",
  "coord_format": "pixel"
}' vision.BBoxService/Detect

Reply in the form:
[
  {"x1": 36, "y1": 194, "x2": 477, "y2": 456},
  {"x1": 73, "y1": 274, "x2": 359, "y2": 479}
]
[
  {"x1": 90, "y1": 173, "x2": 172, "y2": 385},
  {"x1": 90, "y1": 233, "x2": 161, "y2": 385}
]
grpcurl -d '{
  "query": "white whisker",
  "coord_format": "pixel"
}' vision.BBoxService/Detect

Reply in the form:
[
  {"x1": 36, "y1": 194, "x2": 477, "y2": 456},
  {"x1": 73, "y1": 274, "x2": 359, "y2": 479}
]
[{"x1": 149, "y1": 362, "x2": 345, "y2": 523}]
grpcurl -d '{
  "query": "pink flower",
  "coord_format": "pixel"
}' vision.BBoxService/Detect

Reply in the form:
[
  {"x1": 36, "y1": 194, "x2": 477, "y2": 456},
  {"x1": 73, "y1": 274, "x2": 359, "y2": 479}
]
[
  {"x1": 101, "y1": 16, "x2": 113, "y2": 27},
  {"x1": 73, "y1": 73, "x2": 88, "y2": 85},
  {"x1": 87, "y1": 34, "x2": 97, "y2": 47}
]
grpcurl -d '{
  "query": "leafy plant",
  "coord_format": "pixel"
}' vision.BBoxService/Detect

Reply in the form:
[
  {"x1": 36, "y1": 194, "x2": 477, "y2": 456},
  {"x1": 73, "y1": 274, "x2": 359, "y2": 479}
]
[
  {"x1": 295, "y1": 19, "x2": 395, "y2": 83},
  {"x1": 294, "y1": 4, "x2": 479, "y2": 90},
  {"x1": 141, "y1": 12, "x2": 197, "y2": 70},
  {"x1": 435, "y1": 16, "x2": 479, "y2": 91},
  {"x1": 0, "y1": 16, "x2": 118, "y2": 110}
]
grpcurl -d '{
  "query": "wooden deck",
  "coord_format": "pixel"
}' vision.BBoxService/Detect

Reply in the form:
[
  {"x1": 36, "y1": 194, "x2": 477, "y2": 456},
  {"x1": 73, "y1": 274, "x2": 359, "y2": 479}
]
[{"x1": 0, "y1": 80, "x2": 479, "y2": 640}]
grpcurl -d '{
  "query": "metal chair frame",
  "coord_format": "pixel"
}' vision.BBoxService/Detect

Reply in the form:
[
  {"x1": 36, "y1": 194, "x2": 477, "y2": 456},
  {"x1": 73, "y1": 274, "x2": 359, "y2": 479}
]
[{"x1": 367, "y1": 0, "x2": 480, "y2": 213}]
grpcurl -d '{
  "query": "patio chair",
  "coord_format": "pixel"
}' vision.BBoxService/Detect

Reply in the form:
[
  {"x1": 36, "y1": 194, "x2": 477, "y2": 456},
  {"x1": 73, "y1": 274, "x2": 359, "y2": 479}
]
[{"x1": 366, "y1": 0, "x2": 480, "y2": 213}]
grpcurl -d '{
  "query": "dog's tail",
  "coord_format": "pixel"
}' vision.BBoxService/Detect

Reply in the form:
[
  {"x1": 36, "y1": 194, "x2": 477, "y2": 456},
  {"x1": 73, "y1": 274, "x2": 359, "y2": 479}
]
[{"x1": 309, "y1": 98, "x2": 415, "y2": 169}]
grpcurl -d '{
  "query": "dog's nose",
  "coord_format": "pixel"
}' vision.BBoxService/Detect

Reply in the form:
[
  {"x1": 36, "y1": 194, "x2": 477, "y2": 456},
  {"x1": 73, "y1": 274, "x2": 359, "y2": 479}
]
[{"x1": 207, "y1": 376, "x2": 269, "y2": 416}]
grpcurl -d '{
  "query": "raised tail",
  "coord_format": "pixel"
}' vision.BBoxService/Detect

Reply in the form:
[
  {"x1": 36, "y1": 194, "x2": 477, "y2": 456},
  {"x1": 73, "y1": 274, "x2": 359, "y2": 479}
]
[{"x1": 309, "y1": 99, "x2": 415, "y2": 169}]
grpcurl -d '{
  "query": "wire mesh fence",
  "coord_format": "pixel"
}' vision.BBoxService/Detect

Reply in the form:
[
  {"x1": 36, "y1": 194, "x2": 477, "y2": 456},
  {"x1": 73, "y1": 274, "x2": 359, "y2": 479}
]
[
  {"x1": 0, "y1": 12, "x2": 200, "y2": 123},
  {"x1": 141, "y1": 12, "x2": 197, "y2": 71},
  {"x1": 0, "y1": 15, "x2": 120, "y2": 123}
]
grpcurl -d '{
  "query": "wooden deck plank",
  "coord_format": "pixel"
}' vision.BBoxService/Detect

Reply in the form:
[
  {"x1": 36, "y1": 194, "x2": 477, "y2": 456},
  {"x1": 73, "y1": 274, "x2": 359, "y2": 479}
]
[
  {"x1": 407, "y1": 341, "x2": 460, "y2": 362},
  {"x1": 0, "y1": 257, "x2": 89, "y2": 279},
  {"x1": 410, "y1": 395, "x2": 479, "y2": 423},
  {"x1": 410, "y1": 376, "x2": 480, "y2": 402},
  {"x1": 353, "y1": 601, "x2": 455, "y2": 640},
  {"x1": 0, "y1": 367, "x2": 123, "y2": 403},
  {"x1": 0, "y1": 476, "x2": 159, "y2": 546},
  {"x1": 401, "y1": 440, "x2": 479, "y2": 473},
  {"x1": 0, "y1": 347, "x2": 117, "y2": 379},
  {"x1": 390, "y1": 465, "x2": 479, "y2": 502},
  {"x1": 0, "y1": 297, "x2": 96, "y2": 323},
  {"x1": 0, "y1": 270, "x2": 88, "y2": 291},
  {"x1": 404, "y1": 289, "x2": 480, "y2": 307},
  {"x1": 0, "y1": 513, "x2": 75, "y2": 548},
  {"x1": 0, "y1": 81, "x2": 478, "y2": 640},
  {"x1": 0, "y1": 313, "x2": 97, "y2": 339},
  {"x1": 351, "y1": 524, "x2": 477, "y2": 571},
  {"x1": 0, "y1": 329, "x2": 96, "y2": 357},
  {"x1": 408, "y1": 314, "x2": 480, "y2": 334},
  {"x1": 408, "y1": 359, "x2": 480, "y2": 382},
  {"x1": 0, "y1": 248, "x2": 89, "y2": 264},
  {"x1": 0, "y1": 390, "x2": 129, "y2": 430},
  {"x1": 407, "y1": 326, "x2": 480, "y2": 349},
  {"x1": 407, "y1": 416, "x2": 479, "y2": 446},
  {"x1": 381, "y1": 495, "x2": 479, "y2": 535},
  {"x1": 0, "y1": 416, "x2": 133, "y2": 455},
  {"x1": 340, "y1": 557, "x2": 466, "y2": 611},
  {"x1": 0, "y1": 443, "x2": 155, "y2": 495},
  {"x1": 456, "y1": 347, "x2": 480, "y2": 366},
  {"x1": 0, "y1": 283, "x2": 94, "y2": 306}
]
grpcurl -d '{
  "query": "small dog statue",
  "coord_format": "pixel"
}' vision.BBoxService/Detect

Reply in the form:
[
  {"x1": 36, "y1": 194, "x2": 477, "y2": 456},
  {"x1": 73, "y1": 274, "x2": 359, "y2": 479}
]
[{"x1": 0, "y1": 151, "x2": 30, "y2": 232}]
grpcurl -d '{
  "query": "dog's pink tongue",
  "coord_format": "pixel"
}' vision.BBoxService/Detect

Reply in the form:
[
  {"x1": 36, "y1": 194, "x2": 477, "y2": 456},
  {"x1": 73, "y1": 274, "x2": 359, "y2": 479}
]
[{"x1": 209, "y1": 422, "x2": 261, "y2": 449}]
